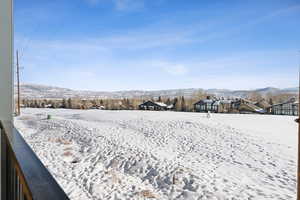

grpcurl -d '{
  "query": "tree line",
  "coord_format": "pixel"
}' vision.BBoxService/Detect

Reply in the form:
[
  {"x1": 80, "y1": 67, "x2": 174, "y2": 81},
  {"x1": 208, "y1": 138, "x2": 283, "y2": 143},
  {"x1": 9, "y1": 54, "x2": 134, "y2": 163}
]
[
  {"x1": 20, "y1": 96, "x2": 197, "y2": 112},
  {"x1": 19, "y1": 92, "x2": 296, "y2": 112}
]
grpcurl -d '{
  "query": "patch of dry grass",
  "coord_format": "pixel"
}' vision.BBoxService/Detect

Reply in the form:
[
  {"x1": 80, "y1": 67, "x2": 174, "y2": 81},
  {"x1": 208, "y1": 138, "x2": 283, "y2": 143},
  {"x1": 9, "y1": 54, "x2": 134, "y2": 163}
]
[
  {"x1": 140, "y1": 190, "x2": 156, "y2": 199},
  {"x1": 64, "y1": 147, "x2": 73, "y2": 151},
  {"x1": 56, "y1": 138, "x2": 72, "y2": 145},
  {"x1": 62, "y1": 151, "x2": 73, "y2": 157},
  {"x1": 48, "y1": 138, "x2": 72, "y2": 145},
  {"x1": 107, "y1": 170, "x2": 122, "y2": 184}
]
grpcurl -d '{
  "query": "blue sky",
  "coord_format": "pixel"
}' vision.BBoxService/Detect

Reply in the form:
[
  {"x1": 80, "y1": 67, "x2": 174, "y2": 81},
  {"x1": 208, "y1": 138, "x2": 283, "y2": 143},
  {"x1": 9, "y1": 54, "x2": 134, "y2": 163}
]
[{"x1": 15, "y1": 0, "x2": 300, "y2": 91}]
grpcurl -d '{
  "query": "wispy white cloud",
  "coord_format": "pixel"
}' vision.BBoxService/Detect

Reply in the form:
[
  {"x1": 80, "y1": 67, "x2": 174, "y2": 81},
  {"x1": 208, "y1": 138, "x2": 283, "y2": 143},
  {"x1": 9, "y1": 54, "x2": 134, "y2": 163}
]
[
  {"x1": 252, "y1": 4, "x2": 300, "y2": 24},
  {"x1": 14, "y1": 2, "x2": 300, "y2": 90},
  {"x1": 17, "y1": 3, "x2": 300, "y2": 54},
  {"x1": 74, "y1": 3, "x2": 300, "y2": 50},
  {"x1": 15, "y1": 33, "x2": 298, "y2": 90},
  {"x1": 188, "y1": 4, "x2": 300, "y2": 45}
]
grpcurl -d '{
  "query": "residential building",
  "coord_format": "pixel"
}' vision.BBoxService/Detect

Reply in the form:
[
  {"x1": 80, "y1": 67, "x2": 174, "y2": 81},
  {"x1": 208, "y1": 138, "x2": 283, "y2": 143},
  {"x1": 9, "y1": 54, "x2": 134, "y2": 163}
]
[
  {"x1": 255, "y1": 99, "x2": 271, "y2": 110},
  {"x1": 139, "y1": 101, "x2": 168, "y2": 111},
  {"x1": 194, "y1": 96, "x2": 232, "y2": 113},
  {"x1": 232, "y1": 99, "x2": 265, "y2": 114},
  {"x1": 267, "y1": 98, "x2": 298, "y2": 116}
]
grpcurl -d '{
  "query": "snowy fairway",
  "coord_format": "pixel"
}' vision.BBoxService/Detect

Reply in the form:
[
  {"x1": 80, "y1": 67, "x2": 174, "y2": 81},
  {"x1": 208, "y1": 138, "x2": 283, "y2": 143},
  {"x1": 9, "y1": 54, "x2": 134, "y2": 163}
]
[{"x1": 15, "y1": 108, "x2": 297, "y2": 200}]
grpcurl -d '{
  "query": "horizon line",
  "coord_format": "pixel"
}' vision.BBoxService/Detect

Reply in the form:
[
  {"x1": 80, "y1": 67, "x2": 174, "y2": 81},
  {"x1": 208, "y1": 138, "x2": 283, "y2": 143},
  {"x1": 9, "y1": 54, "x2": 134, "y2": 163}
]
[{"x1": 17, "y1": 82, "x2": 298, "y2": 93}]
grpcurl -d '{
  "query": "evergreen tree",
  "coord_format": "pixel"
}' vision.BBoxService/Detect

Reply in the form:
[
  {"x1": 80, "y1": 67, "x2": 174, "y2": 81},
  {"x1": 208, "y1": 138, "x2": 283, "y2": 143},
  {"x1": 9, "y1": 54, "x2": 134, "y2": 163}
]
[
  {"x1": 158, "y1": 96, "x2": 162, "y2": 102},
  {"x1": 173, "y1": 97, "x2": 178, "y2": 111},
  {"x1": 91, "y1": 99, "x2": 97, "y2": 107},
  {"x1": 173, "y1": 97, "x2": 178, "y2": 105},
  {"x1": 268, "y1": 98, "x2": 273, "y2": 105},
  {"x1": 81, "y1": 100, "x2": 86, "y2": 109},
  {"x1": 126, "y1": 98, "x2": 131, "y2": 109},
  {"x1": 174, "y1": 97, "x2": 181, "y2": 111},
  {"x1": 62, "y1": 98, "x2": 67, "y2": 108},
  {"x1": 34, "y1": 100, "x2": 39, "y2": 108},
  {"x1": 67, "y1": 98, "x2": 72, "y2": 109},
  {"x1": 181, "y1": 96, "x2": 186, "y2": 111},
  {"x1": 166, "y1": 98, "x2": 171, "y2": 105}
]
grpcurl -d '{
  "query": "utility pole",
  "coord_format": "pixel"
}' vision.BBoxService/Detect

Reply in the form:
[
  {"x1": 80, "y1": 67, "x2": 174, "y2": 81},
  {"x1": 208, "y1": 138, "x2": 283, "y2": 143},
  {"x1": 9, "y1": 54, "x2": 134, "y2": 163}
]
[{"x1": 16, "y1": 50, "x2": 21, "y2": 116}]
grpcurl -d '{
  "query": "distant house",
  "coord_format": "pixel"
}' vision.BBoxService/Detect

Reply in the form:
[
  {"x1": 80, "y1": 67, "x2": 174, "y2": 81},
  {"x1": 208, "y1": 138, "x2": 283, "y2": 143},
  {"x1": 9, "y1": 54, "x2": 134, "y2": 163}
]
[
  {"x1": 166, "y1": 104, "x2": 174, "y2": 110},
  {"x1": 139, "y1": 101, "x2": 168, "y2": 111},
  {"x1": 217, "y1": 99, "x2": 233, "y2": 113},
  {"x1": 99, "y1": 105, "x2": 106, "y2": 110},
  {"x1": 194, "y1": 96, "x2": 232, "y2": 113},
  {"x1": 194, "y1": 96, "x2": 218, "y2": 113},
  {"x1": 267, "y1": 98, "x2": 298, "y2": 116},
  {"x1": 255, "y1": 99, "x2": 271, "y2": 110},
  {"x1": 232, "y1": 99, "x2": 265, "y2": 114},
  {"x1": 90, "y1": 105, "x2": 106, "y2": 110},
  {"x1": 45, "y1": 104, "x2": 53, "y2": 108}
]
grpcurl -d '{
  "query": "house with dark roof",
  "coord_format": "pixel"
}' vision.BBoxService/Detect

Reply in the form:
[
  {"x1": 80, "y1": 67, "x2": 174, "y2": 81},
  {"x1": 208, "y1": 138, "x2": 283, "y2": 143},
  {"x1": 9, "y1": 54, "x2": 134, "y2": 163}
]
[
  {"x1": 194, "y1": 96, "x2": 232, "y2": 113},
  {"x1": 217, "y1": 99, "x2": 233, "y2": 113},
  {"x1": 139, "y1": 101, "x2": 168, "y2": 111},
  {"x1": 255, "y1": 99, "x2": 271, "y2": 110},
  {"x1": 267, "y1": 98, "x2": 298, "y2": 116},
  {"x1": 232, "y1": 99, "x2": 265, "y2": 114}
]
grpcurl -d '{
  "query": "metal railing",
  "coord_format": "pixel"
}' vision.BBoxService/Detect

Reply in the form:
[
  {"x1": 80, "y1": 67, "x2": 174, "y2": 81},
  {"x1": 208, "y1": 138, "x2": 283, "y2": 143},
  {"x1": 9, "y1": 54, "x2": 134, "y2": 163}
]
[{"x1": 0, "y1": 121, "x2": 70, "y2": 200}]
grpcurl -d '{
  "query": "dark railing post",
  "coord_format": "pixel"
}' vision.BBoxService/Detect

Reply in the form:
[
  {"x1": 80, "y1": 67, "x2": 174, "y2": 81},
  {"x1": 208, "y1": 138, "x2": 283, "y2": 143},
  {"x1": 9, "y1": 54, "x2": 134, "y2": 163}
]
[
  {"x1": 1, "y1": 125, "x2": 8, "y2": 200},
  {"x1": 1, "y1": 121, "x2": 70, "y2": 200}
]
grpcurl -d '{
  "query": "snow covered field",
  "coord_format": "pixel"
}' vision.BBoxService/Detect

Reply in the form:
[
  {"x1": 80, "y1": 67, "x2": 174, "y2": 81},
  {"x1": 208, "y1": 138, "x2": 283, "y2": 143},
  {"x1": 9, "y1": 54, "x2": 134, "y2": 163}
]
[{"x1": 15, "y1": 108, "x2": 297, "y2": 200}]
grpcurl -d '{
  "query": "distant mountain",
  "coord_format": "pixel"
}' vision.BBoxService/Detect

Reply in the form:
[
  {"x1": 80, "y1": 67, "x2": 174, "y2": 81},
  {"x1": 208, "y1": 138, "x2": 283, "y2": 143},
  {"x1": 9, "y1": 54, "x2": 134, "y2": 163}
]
[
  {"x1": 253, "y1": 87, "x2": 281, "y2": 95},
  {"x1": 282, "y1": 87, "x2": 298, "y2": 93},
  {"x1": 16, "y1": 84, "x2": 298, "y2": 99}
]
